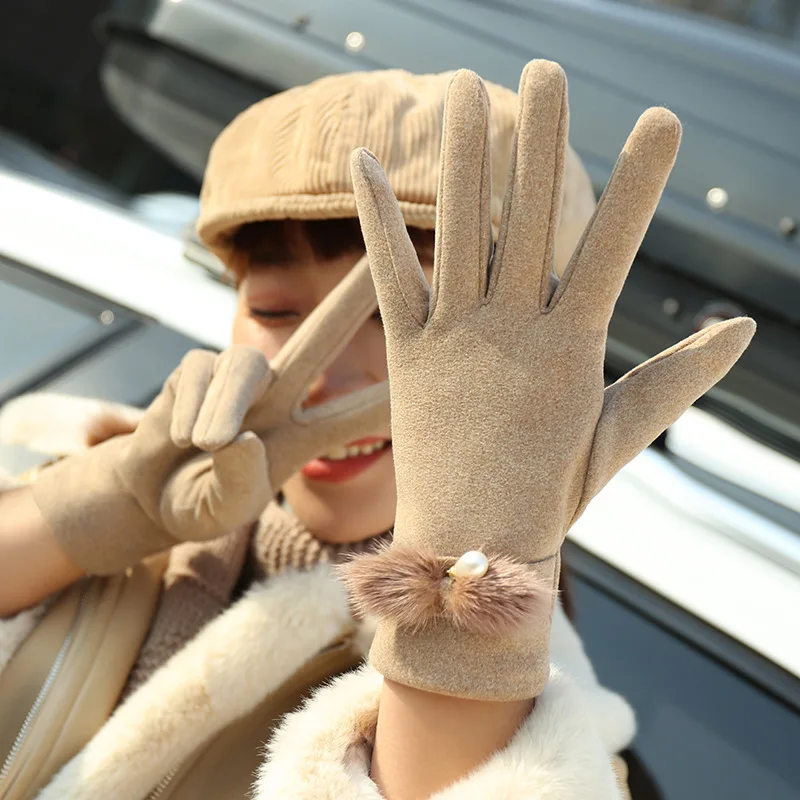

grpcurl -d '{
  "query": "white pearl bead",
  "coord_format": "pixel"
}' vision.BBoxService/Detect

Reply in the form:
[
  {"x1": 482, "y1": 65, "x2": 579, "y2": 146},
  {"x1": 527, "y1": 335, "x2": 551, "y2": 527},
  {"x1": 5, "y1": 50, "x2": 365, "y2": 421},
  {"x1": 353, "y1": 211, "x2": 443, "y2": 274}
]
[{"x1": 448, "y1": 550, "x2": 489, "y2": 579}]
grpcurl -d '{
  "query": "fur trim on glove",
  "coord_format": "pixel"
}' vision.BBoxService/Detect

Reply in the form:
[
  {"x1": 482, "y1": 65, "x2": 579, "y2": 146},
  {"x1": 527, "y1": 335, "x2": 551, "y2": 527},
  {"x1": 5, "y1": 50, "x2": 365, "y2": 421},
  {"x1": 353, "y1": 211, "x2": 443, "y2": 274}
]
[
  {"x1": 340, "y1": 544, "x2": 555, "y2": 635},
  {"x1": 255, "y1": 664, "x2": 624, "y2": 800}
]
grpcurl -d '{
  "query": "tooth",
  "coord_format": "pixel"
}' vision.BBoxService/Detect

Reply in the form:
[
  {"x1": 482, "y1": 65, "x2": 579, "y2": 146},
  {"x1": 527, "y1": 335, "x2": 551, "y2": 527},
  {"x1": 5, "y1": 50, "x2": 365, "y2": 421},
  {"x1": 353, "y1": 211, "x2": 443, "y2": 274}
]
[
  {"x1": 362, "y1": 443, "x2": 376, "y2": 455},
  {"x1": 347, "y1": 446, "x2": 361, "y2": 457},
  {"x1": 327, "y1": 446, "x2": 348, "y2": 460}
]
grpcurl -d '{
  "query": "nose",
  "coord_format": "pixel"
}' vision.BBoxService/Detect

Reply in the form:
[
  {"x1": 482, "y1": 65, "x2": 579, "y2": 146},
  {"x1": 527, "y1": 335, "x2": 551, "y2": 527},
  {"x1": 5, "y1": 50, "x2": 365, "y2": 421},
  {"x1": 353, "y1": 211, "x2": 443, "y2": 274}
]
[{"x1": 302, "y1": 349, "x2": 377, "y2": 409}]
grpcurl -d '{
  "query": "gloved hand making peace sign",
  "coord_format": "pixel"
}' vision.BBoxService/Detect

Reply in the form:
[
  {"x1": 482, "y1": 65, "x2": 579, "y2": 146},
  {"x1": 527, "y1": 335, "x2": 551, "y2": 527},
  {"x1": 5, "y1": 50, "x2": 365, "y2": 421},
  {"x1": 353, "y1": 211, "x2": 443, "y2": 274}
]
[{"x1": 33, "y1": 257, "x2": 388, "y2": 575}]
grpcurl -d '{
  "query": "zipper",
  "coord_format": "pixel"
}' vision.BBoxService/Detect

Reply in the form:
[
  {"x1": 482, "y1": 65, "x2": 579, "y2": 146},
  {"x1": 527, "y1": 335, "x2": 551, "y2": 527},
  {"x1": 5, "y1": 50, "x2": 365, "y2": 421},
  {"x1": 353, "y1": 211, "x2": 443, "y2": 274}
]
[
  {"x1": 0, "y1": 584, "x2": 91, "y2": 791},
  {"x1": 146, "y1": 766, "x2": 179, "y2": 800}
]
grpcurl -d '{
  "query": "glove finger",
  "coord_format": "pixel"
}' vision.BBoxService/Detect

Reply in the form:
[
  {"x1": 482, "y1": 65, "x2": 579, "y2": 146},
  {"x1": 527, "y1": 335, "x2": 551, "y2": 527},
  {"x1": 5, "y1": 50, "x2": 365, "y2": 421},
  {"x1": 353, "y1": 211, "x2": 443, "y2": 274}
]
[
  {"x1": 351, "y1": 148, "x2": 430, "y2": 332},
  {"x1": 170, "y1": 350, "x2": 218, "y2": 447},
  {"x1": 267, "y1": 383, "x2": 390, "y2": 492},
  {"x1": 555, "y1": 107, "x2": 681, "y2": 324},
  {"x1": 164, "y1": 433, "x2": 272, "y2": 540},
  {"x1": 208, "y1": 432, "x2": 272, "y2": 531},
  {"x1": 300, "y1": 380, "x2": 390, "y2": 444},
  {"x1": 430, "y1": 70, "x2": 493, "y2": 320},
  {"x1": 192, "y1": 346, "x2": 272, "y2": 451},
  {"x1": 492, "y1": 60, "x2": 568, "y2": 312},
  {"x1": 266, "y1": 254, "x2": 379, "y2": 413},
  {"x1": 572, "y1": 316, "x2": 755, "y2": 524}
]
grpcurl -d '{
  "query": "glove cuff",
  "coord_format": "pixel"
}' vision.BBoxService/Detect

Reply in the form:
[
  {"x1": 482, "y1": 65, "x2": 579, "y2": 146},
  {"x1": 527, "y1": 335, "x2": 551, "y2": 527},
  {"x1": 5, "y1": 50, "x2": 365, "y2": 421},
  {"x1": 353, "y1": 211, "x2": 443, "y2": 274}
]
[
  {"x1": 32, "y1": 441, "x2": 174, "y2": 575},
  {"x1": 342, "y1": 547, "x2": 559, "y2": 700}
]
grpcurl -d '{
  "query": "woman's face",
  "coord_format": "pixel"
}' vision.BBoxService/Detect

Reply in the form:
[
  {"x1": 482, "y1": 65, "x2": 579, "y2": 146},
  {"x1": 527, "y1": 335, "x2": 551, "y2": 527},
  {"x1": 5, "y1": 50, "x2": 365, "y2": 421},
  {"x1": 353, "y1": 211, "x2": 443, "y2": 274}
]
[{"x1": 231, "y1": 225, "x2": 432, "y2": 543}]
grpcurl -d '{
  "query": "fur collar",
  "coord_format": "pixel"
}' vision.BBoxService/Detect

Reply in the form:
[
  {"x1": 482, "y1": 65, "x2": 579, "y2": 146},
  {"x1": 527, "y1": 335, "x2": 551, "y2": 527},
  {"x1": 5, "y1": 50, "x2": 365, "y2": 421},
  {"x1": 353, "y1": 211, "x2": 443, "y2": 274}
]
[
  {"x1": 37, "y1": 563, "x2": 360, "y2": 799},
  {"x1": 0, "y1": 392, "x2": 142, "y2": 456},
  {"x1": 256, "y1": 664, "x2": 624, "y2": 800},
  {"x1": 548, "y1": 604, "x2": 635, "y2": 755}
]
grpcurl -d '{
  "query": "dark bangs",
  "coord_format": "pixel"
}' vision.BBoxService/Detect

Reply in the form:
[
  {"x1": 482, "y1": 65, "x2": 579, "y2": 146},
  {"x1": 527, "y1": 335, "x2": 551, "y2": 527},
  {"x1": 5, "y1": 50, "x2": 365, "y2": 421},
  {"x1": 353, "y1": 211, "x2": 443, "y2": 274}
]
[{"x1": 229, "y1": 219, "x2": 435, "y2": 278}]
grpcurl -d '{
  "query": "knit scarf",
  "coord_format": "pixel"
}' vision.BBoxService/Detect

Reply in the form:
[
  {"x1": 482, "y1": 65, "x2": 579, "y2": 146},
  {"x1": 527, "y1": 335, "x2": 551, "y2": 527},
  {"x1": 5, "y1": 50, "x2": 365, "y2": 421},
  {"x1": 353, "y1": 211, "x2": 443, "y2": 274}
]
[
  {"x1": 122, "y1": 503, "x2": 389, "y2": 697},
  {"x1": 249, "y1": 503, "x2": 391, "y2": 579}
]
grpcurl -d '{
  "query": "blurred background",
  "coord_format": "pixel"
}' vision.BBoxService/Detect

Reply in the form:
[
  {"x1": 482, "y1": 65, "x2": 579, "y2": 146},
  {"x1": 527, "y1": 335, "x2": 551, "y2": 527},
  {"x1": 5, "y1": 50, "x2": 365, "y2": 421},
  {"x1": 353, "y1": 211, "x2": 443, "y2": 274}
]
[
  {"x1": 0, "y1": 0, "x2": 197, "y2": 196},
  {"x1": 0, "y1": 2, "x2": 799, "y2": 798}
]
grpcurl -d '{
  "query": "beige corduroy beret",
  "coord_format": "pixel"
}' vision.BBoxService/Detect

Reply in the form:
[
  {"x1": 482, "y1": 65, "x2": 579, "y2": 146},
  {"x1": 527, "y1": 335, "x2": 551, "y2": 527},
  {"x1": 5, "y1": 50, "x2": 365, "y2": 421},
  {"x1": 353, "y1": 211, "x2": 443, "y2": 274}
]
[{"x1": 197, "y1": 69, "x2": 595, "y2": 274}]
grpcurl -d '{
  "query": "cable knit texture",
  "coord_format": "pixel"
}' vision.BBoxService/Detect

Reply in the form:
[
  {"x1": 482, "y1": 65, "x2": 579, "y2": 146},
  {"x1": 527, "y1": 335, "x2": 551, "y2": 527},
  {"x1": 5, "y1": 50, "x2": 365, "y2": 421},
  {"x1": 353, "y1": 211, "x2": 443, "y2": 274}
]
[
  {"x1": 120, "y1": 529, "x2": 251, "y2": 698},
  {"x1": 251, "y1": 503, "x2": 391, "y2": 579}
]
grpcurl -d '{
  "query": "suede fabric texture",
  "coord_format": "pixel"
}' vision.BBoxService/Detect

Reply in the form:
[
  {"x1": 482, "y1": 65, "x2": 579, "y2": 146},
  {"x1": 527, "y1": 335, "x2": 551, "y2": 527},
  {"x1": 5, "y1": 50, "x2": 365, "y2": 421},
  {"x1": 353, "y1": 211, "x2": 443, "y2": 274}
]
[
  {"x1": 196, "y1": 69, "x2": 595, "y2": 279},
  {"x1": 350, "y1": 62, "x2": 756, "y2": 700},
  {"x1": 32, "y1": 256, "x2": 389, "y2": 575}
]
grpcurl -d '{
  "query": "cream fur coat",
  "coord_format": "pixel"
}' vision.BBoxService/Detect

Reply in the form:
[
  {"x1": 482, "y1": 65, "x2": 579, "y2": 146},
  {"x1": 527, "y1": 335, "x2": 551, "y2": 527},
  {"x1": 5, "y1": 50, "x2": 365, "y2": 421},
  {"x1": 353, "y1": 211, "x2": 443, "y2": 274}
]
[{"x1": 0, "y1": 394, "x2": 635, "y2": 799}]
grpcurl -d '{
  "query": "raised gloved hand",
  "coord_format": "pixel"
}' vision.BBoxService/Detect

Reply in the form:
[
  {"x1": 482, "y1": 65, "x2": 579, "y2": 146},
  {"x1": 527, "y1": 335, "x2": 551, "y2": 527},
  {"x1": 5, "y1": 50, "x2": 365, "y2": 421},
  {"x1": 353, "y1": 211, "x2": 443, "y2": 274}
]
[
  {"x1": 33, "y1": 256, "x2": 388, "y2": 575},
  {"x1": 343, "y1": 62, "x2": 755, "y2": 700}
]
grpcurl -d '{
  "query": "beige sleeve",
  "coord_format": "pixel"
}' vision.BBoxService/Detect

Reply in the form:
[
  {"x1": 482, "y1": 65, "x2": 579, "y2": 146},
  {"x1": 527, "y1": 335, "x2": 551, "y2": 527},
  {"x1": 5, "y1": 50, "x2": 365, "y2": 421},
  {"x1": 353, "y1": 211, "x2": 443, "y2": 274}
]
[
  {"x1": 0, "y1": 596, "x2": 52, "y2": 674},
  {"x1": 554, "y1": 144, "x2": 596, "y2": 278}
]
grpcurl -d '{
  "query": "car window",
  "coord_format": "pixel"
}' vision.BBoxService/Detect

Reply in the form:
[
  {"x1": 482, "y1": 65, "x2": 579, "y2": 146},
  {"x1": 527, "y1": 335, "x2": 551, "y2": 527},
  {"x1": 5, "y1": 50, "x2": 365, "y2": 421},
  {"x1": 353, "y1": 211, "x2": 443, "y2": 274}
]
[
  {"x1": 0, "y1": 258, "x2": 131, "y2": 407},
  {"x1": 567, "y1": 543, "x2": 800, "y2": 799},
  {"x1": 0, "y1": 280, "x2": 99, "y2": 389},
  {"x1": 0, "y1": 257, "x2": 202, "y2": 476}
]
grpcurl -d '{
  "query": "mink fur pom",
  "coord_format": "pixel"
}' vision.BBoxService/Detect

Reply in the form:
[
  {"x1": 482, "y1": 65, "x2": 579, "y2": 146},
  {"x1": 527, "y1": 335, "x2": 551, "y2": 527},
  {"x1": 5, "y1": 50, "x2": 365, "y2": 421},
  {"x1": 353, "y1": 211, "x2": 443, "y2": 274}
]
[{"x1": 339, "y1": 544, "x2": 555, "y2": 636}]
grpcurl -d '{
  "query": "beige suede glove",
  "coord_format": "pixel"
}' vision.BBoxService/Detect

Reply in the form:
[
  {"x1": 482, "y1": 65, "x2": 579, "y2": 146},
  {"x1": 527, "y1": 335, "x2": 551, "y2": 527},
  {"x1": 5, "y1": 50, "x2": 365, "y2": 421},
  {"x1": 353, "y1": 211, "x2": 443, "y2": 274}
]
[
  {"x1": 33, "y1": 257, "x2": 388, "y2": 575},
  {"x1": 343, "y1": 62, "x2": 755, "y2": 700}
]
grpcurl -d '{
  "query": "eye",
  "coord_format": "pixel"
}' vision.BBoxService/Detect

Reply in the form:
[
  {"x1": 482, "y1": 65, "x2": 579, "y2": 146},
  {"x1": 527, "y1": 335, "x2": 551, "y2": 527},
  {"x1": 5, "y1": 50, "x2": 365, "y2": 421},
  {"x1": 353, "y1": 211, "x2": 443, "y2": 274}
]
[{"x1": 249, "y1": 308, "x2": 300, "y2": 327}]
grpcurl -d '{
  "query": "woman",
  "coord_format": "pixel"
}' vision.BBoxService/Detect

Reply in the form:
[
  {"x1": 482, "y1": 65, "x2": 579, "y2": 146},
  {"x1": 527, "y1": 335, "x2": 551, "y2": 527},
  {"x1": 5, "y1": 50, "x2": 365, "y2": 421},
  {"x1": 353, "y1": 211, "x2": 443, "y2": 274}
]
[
  {"x1": 0, "y1": 63, "x2": 752, "y2": 799},
  {"x1": 0, "y1": 66, "x2": 601, "y2": 800}
]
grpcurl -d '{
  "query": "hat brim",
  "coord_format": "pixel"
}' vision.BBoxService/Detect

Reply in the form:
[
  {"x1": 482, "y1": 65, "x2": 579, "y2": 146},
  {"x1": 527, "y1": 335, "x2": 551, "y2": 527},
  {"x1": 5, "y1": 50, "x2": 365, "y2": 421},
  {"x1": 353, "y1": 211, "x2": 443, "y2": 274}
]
[{"x1": 197, "y1": 194, "x2": 438, "y2": 261}]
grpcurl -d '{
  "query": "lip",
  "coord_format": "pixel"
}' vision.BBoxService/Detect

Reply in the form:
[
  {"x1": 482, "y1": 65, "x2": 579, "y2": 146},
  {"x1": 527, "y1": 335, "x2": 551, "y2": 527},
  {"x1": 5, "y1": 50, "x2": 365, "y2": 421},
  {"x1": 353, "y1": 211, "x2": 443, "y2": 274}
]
[{"x1": 301, "y1": 438, "x2": 392, "y2": 483}]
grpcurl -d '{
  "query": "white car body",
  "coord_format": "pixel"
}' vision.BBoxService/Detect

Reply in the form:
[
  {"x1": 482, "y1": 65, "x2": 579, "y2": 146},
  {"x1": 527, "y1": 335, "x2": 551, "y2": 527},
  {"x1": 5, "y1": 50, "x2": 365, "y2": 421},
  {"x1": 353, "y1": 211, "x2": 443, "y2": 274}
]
[
  {"x1": 1, "y1": 168, "x2": 799, "y2": 680},
  {"x1": 0, "y1": 169, "x2": 236, "y2": 351}
]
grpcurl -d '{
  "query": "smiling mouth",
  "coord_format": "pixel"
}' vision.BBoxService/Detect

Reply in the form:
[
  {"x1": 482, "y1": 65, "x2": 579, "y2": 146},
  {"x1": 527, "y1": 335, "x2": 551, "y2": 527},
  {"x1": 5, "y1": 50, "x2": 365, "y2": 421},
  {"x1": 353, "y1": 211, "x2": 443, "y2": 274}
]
[
  {"x1": 321, "y1": 439, "x2": 392, "y2": 460},
  {"x1": 301, "y1": 438, "x2": 392, "y2": 482}
]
